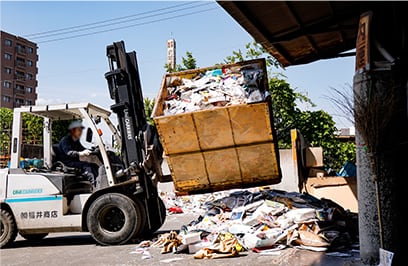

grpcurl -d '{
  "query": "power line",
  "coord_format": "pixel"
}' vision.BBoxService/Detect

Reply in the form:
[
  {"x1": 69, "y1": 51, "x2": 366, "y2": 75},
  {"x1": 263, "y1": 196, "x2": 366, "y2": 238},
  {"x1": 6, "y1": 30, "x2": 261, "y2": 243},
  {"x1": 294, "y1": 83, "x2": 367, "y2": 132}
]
[
  {"x1": 38, "y1": 7, "x2": 218, "y2": 44},
  {"x1": 25, "y1": 2, "x2": 197, "y2": 37},
  {"x1": 32, "y1": 2, "x2": 213, "y2": 40}
]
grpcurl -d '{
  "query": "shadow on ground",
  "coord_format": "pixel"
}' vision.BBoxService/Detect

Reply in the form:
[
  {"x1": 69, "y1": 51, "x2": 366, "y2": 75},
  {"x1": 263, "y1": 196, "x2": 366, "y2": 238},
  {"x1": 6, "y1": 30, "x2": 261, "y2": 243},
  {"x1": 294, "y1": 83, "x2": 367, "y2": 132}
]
[{"x1": 8, "y1": 229, "x2": 177, "y2": 249}]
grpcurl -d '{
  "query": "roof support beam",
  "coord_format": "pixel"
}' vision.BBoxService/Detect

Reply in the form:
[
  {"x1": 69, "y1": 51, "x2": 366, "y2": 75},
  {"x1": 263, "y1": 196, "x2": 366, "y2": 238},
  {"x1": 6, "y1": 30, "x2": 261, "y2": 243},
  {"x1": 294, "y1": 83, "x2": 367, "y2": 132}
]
[
  {"x1": 220, "y1": 1, "x2": 294, "y2": 65},
  {"x1": 285, "y1": 2, "x2": 319, "y2": 53}
]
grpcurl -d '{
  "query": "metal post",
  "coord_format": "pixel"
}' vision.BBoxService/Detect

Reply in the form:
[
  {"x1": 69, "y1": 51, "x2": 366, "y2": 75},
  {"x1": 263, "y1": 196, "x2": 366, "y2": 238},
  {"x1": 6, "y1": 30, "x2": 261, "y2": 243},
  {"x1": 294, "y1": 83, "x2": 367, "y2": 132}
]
[
  {"x1": 43, "y1": 117, "x2": 52, "y2": 168},
  {"x1": 10, "y1": 110, "x2": 22, "y2": 168}
]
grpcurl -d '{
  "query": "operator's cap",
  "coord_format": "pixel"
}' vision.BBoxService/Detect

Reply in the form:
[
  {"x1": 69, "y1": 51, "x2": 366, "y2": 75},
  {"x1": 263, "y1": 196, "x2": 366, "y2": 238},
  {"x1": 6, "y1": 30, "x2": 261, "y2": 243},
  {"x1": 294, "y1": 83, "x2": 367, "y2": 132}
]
[{"x1": 68, "y1": 120, "x2": 84, "y2": 130}]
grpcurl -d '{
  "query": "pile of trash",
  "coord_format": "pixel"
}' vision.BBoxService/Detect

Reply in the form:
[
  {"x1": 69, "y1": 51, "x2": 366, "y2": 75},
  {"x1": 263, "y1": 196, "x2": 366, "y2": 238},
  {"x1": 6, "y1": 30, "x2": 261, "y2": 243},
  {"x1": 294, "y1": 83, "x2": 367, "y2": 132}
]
[
  {"x1": 163, "y1": 64, "x2": 269, "y2": 115},
  {"x1": 150, "y1": 189, "x2": 358, "y2": 259}
]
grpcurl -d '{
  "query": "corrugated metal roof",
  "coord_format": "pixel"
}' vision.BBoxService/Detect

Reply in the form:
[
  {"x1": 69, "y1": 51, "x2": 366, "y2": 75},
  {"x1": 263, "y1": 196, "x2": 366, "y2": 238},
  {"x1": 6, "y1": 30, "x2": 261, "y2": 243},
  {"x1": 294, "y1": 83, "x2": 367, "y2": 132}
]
[{"x1": 218, "y1": 1, "x2": 390, "y2": 66}]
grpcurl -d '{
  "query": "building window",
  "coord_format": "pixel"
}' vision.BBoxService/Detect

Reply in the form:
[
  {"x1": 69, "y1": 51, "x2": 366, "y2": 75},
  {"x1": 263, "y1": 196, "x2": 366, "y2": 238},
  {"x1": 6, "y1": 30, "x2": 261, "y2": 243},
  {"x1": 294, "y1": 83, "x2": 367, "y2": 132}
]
[
  {"x1": 15, "y1": 98, "x2": 24, "y2": 106},
  {"x1": 5, "y1": 68, "x2": 12, "y2": 74},
  {"x1": 27, "y1": 60, "x2": 33, "y2": 67},
  {"x1": 16, "y1": 44, "x2": 26, "y2": 54},
  {"x1": 16, "y1": 57, "x2": 25, "y2": 67},
  {"x1": 25, "y1": 73, "x2": 33, "y2": 80},
  {"x1": 26, "y1": 87, "x2": 33, "y2": 93},
  {"x1": 4, "y1": 81, "x2": 11, "y2": 88},
  {"x1": 5, "y1": 39, "x2": 12, "y2": 46},
  {"x1": 27, "y1": 47, "x2": 34, "y2": 54},
  {"x1": 15, "y1": 84, "x2": 24, "y2": 91},
  {"x1": 15, "y1": 70, "x2": 25, "y2": 80},
  {"x1": 4, "y1": 53, "x2": 12, "y2": 60},
  {"x1": 3, "y1": 96, "x2": 11, "y2": 102},
  {"x1": 25, "y1": 100, "x2": 32, "y2": 105}
]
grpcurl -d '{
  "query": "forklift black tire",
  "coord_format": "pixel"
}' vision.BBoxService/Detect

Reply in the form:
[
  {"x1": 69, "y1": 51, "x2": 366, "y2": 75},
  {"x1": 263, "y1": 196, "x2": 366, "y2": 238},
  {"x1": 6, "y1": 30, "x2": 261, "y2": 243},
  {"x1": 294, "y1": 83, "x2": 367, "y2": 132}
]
[
  {"x1": 144, "y1": 198, "x2": 166, "y2": 235},
  {"x1": 87, "y1": 193, "x2": 143, "y2": 245},
  {"x1": 20, "y1": 233, "x2": 48, "y2": 241},
  {"x1": 0, "y1": 209, "x2": 17, "y2": 249}
]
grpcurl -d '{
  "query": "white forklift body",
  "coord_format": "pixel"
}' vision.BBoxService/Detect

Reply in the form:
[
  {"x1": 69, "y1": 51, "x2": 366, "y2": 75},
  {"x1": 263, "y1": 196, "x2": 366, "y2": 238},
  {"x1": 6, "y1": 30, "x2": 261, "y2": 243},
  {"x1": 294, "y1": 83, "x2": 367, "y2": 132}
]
[
  {"x1": 2, "y1": 103, "x2": 117, "y2": 234},
  {"x1": 1, "y1": 42, "x2": 166, "y2": 248},
  {"x1": 0, "y1": 103, "x2": 159, "y2": 247}
]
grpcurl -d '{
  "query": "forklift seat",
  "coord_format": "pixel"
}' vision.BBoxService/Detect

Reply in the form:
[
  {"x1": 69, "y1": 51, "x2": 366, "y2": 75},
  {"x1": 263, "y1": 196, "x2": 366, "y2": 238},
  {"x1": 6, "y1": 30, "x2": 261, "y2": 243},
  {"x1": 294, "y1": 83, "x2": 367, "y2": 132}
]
[
  {"x1": 39, "y1": 172, "x2": 93, "y2": 195},
  {"x1": 51, "y1": 144, "x2": 65, "y2": 167}
]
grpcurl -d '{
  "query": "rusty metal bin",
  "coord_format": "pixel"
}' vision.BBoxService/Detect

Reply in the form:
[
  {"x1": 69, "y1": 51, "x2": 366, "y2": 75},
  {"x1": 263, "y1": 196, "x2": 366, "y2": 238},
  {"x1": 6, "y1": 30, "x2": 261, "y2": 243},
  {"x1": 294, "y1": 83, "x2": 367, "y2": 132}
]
[{"x1": 152, "y1": 59, "x2": 281, "y2": 194}]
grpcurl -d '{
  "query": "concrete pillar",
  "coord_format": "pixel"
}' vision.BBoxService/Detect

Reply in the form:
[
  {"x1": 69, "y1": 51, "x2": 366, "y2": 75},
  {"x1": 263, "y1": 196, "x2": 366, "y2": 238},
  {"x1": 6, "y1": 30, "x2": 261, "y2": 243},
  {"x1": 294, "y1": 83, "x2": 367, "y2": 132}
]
[
  {"x1": 355, "y1": 122, "x2": 380, "y2": 264},
  {"x1": 354, "y1": 70, "x2": 408, "y2": 265}
]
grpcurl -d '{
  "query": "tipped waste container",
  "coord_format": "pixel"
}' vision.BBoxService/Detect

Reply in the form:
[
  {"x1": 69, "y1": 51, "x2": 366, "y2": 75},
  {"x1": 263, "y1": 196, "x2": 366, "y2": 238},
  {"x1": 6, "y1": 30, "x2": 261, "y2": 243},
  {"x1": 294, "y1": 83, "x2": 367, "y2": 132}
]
[{"x1": 152, "y1": 59, "x2": 281, "y2": 194}]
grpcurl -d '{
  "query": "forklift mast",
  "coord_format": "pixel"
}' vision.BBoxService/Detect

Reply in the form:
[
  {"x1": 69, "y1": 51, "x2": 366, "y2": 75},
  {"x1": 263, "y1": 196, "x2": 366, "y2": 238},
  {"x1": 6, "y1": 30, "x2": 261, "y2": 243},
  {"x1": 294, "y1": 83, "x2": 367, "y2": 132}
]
[
  {"x1": 105, "y1": 41, "x2": 147, "y2": 171},
  {"x1": 104, "y1": 41, "x2": 165, "y2": 231}
]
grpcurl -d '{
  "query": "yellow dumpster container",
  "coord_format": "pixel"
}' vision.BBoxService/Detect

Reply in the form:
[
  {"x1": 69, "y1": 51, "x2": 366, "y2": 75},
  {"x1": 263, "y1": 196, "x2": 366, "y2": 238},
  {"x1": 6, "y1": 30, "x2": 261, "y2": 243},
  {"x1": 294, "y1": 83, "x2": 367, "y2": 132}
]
[{"x1": 152, "y1": 59, "x2": 281, "y2": 194}]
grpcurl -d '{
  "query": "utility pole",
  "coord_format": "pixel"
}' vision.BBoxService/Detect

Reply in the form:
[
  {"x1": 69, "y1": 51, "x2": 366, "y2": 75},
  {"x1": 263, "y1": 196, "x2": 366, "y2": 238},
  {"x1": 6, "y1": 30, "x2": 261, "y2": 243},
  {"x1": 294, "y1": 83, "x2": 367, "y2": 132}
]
[{"x1": 354, "y1": 7, "x2": 408, "y2": 265}]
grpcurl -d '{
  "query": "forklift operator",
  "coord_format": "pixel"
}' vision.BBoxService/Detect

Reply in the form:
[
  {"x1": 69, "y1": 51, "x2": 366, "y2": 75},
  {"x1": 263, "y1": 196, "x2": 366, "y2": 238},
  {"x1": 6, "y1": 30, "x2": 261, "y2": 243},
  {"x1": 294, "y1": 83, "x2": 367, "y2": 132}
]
[{"x1": 58, "y1": 120, "x2": 100, "y2": 185}]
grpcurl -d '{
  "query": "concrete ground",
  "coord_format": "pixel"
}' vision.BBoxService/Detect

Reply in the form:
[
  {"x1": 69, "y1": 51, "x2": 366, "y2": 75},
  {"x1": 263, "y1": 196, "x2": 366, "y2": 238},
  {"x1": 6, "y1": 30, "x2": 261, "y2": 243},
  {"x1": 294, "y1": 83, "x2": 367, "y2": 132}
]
[{"x1": 0, "y1": 213, "x2": 361, "y2": 266}]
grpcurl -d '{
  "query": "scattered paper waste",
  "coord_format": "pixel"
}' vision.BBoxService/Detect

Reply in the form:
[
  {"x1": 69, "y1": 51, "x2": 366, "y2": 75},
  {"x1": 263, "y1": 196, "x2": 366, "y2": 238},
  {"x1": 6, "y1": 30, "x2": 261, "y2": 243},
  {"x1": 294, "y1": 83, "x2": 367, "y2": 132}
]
[
  {"x1": 148, "y1": 188, "x2": 358, "y2": 260},
  {"x1": 379, "y1": 248, "x2": 394, "y2": 266},
  {"x1": 163, "y1": 65, "x2": 268, "y2": 116},
  {"x1": 141, "y1": 250, "x2": 152, "y2": 260},
  {"x1": 160, "y1": 257, "x2": 184, "y2": 263},
  {"x1": 182, "y1": 232, "x2": 201, "y2": 245}
]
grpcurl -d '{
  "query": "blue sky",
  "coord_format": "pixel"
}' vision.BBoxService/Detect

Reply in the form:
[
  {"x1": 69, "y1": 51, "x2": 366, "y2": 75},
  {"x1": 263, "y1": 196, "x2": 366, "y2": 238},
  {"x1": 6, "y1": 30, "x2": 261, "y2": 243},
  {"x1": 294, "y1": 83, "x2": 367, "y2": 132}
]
[{"x1": 1, "y1": 1, "x2": 354, "y2": 127}]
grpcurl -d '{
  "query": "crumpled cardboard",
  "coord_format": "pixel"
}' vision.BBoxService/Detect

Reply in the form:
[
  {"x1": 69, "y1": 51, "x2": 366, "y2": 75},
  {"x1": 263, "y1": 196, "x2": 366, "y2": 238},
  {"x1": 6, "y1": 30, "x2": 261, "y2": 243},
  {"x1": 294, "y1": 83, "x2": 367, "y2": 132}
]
[{"x1": 153, "y1": 188, "x2": 357, "y2": 259}]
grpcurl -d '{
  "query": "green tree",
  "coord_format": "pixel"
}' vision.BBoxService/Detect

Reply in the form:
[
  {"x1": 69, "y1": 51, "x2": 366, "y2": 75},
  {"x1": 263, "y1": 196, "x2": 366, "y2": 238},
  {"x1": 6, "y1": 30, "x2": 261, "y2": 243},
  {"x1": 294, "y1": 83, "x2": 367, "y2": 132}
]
[
  {"x1": 0, "y1": 108, "x2": 13, "y2": 156},
  {"x1": 144, "y1": 98, "x2": 156, "y2": 125},
  {"x1": 22, "y1": 113, "x2": 43, "y2": 144},
  {"x1": 165, "y1": 51, "x2": 197, "y2": 73},
  {"x1": 0, "y1": 107, "x2": 72, "y2": 158},
  {"x1": 181, "y1": 51, "x2": 196, "y2": 70},
  {"x1": 268, "y1": 77, "x2": 315, "y2": 148},
  {"x1": 52, "y1": 120, "x2": 71, "y2": 144},
  {"x1": 224, "y1": 41, "x2": 281, "y2": 69}
]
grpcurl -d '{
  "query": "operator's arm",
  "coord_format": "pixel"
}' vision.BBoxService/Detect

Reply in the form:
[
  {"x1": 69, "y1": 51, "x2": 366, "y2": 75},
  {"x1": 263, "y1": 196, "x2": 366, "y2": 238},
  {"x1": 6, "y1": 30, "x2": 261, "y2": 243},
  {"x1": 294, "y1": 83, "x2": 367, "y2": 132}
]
[{"x1": 59, "y1": 136, "x2": 81, "y2": 159}]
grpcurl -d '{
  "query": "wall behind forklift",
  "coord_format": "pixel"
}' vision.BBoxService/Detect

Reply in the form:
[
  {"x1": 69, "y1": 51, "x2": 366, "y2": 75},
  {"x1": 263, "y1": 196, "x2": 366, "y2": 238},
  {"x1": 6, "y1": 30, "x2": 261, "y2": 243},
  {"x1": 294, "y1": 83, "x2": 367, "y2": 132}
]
[{"x1": 305, "y1": 147, "x2": 323, "y2": 167}]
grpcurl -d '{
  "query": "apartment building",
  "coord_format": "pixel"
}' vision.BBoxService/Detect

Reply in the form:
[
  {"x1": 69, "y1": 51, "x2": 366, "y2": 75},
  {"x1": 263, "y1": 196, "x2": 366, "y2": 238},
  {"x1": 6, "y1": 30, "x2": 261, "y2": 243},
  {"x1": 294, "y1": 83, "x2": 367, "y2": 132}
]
[{"x1": 1, "y1": 30, "x2": 38, "y2": 108}]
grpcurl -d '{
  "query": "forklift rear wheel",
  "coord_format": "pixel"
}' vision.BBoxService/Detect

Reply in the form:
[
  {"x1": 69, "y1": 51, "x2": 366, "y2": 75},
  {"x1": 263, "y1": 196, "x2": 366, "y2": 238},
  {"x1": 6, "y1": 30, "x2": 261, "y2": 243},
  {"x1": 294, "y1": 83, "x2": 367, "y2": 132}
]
[
  {"x1": 0, "y1": 209, "x2": 17, "y2": 248},
  {"x1": 20, "y1": 233, "x2": 48, "y2": 241},
  {"x1": 87, "y1": 193, "x2": 144, "y2": 245}
]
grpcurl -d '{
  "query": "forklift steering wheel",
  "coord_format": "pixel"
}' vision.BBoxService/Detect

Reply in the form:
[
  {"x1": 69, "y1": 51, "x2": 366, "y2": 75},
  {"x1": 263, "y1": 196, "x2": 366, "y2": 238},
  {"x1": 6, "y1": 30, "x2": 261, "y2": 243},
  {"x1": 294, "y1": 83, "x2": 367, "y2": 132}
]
[{"x1": 89, "y1": 146, "x2": 101, "y2": 155}]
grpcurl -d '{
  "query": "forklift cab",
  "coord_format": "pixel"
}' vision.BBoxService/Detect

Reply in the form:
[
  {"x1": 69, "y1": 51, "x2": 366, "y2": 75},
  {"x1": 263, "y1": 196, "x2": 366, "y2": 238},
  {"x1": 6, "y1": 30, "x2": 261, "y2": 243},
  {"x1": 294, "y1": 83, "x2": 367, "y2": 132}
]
[
  {"x1": 0, "y1": 103, "x2": 128, "y2": 246},
  {"x1": 9, "y1": 103, "x2": 121, "y2": 187}
]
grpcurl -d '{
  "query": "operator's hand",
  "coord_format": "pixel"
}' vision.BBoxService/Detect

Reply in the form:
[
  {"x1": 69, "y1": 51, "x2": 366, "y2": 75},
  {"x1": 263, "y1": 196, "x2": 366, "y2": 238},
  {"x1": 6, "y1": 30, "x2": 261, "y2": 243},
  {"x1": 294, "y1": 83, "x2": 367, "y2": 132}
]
[{"x1": 78, "y1": 149, "x2": 92, "y2": 156}]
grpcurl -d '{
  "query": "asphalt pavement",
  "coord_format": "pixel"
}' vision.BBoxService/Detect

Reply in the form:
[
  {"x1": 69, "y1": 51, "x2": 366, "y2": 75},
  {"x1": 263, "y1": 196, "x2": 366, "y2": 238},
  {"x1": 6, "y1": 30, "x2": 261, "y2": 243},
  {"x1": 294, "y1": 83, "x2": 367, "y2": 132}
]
[{"x1": 0, "y1": 213, "x2": 361, "y2": 266}]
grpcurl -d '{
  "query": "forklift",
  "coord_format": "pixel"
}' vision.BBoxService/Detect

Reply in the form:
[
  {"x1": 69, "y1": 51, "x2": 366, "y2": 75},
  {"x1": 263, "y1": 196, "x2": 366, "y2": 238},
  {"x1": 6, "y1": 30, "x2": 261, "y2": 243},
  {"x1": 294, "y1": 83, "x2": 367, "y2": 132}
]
[{"x1": 0, "y1": 41, "x2": 166, "y2": 247}]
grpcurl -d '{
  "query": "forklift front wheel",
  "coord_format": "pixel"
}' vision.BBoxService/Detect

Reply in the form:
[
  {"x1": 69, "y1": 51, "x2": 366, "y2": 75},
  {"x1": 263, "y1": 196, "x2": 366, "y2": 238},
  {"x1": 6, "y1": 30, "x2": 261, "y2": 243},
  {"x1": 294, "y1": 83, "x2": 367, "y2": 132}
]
[
  {"x1": 87, "y1": 193, "x2": 143, "y2": 245},
  {"x1": 0, "y1": 209, "x2": 17, "y2": 248}
]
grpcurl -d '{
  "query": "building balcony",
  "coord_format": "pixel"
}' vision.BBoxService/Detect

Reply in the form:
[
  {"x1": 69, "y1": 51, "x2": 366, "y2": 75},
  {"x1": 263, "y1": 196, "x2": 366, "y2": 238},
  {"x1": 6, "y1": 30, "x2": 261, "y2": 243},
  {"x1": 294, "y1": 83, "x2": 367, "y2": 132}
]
[
  {"x1": 16, "y1": 61, "x2": 26, "y2": 68},
  {"x1": 15, "y1": 47, "x2": 26, "y2": 55},
  {"x1": 15, "y1": 74, "x2": 25, "y2": 81},
  {"x1": 14, "y1": 88, "x2": 25, "y2": 96}
]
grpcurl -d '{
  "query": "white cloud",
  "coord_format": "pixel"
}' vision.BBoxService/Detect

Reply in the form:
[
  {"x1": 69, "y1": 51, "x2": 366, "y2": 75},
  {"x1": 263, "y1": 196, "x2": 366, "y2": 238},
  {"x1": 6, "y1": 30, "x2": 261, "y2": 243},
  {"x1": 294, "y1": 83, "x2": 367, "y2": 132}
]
[{"x1": 36, "y1": 97, "x2": 65, "y2": 105}]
